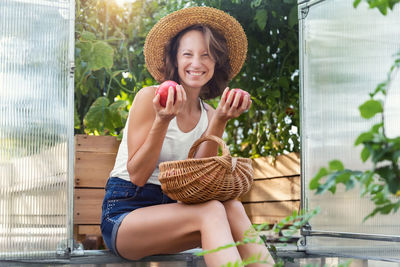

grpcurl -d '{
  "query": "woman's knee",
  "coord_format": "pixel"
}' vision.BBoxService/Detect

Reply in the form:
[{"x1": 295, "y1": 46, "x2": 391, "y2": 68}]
[
  {"x1": 197, "y1": 200, "x2": 228, "y2": 223},
  {"x1": 223, "y1": 199, "x2": 247, "y2": 218}
]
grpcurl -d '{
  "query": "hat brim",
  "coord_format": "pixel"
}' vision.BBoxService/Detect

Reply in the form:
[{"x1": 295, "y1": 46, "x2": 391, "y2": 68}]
[{"x1": 144, "y1": 6, "x2": 248, "y2": 83}]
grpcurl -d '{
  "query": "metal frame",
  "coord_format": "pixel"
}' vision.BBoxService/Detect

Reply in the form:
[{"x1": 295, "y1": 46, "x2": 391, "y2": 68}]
[
  {"x1": 0, "y1": 0, "x2": 76, "y2": 260},
  {"x1": 67, "y1": 0, "x2": 76, "y2": 257},
  {"x1": 298, "y1": 0, "x2": 309, "y2": 217},
  {"x1": 298, "y1": 0, "x2": 330, "y2": 218},
  {"x1": 301, "y1": 223, "x2": 400, "y2": 243},
  {"x1": 297, "y1": 0, "x2": 400, "y2": 252}
]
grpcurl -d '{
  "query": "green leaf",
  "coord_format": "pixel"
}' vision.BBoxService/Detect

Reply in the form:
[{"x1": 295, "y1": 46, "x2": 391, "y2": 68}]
[
  {"x1": 375, "y1": 166, "x2": 396, "y2": 183},
  {"x1": 380, "y1": 204, "x2": 395, "y2": 214},
  {"x1": 316, "y1": 171, "x2": 348, "y2": 195},
  {"x1": 248, "y1": 104, "x2": 255, "y2": 118},
  {"x1": 393, "y1": 150, "x2": 400, "y2": 162},
  {"x1": 316, "y1": 178, "x2": 335, "y2": 194},
  {"x1": 255, "y1": 9, "x2": 268, "y2": 30},
  {"x1": 335, "y1": 171, "x2": 351, "y2": 183},
  {"x1": 372, "y1": 82, "x2": 387, "y2": 96},
  {"x1": 250, "y1": 0, "x2": 262, "y2": 7},
  {"x1": 329, "y1": 160, "x2": 344, "y2": 171},
  {"x1": 371, "y1": 145, "x2": 393, "y2": 164},
  {"x1": 109, "y1": 100, "x2": 129, "y2": 129},
  {"x1": 371, "y1": 123, "x2": 383, "y2": 133},
  {"x1": 74, "y1": 106, "x2": 81, "y2": 129},
  {"x1": 81, "y1": 30, "x2": 96, "y2": 41},
  {"x1": 354, "y1": 132, "x2": 374, "y2": 146},
  {"x1": 376, "y1": 4, "x2": 388, "y2": 15},
  {"x1": 371, "y1": 191, "x2": 388, "y2": 205},
  {"x1": 388, "y1": 176, "x2": 400, "y2": 195},
  {"x1": 292, "y1": 209, "x2": 298, "y2": 217},
  {"x1": 353, "y1": 0, "x2": 362, "y2": 8},
  {"x1": 363, "y1": 208, "x2": 380, "y2": 222},
  {"x1": 278, "y1": 77, "x2": 289, "y2": 89},
  {"x1": 328, "y1": 185, "x2": 337, "y2": 194},
  {"x1": 310, "y1": 167, "x2": 329, "y2": 189},
  {"x1": 83, "y1": 97, "x2": 114, "y2": 133},
  {"x1": 272, "y1": 90, "x2": 281, "y2": 98},
  {"x1": 345, "y1": 178, "x2": 356, "y2": 191},
  {"x1": 78, "y1": 42, "x2": 94, "y2": 63},
  {"x1": 288, "y1": 6, "x2": 298, "y2": 28},
  {"x1": 361, "y1": 146, "x2": 371, "y2": 162},
  {"x1": 91, "y1": 41, "x2": 114, "y2": 70},
  {"x1": 359, "y1": 99, "x2": 383, "y2": 119}
]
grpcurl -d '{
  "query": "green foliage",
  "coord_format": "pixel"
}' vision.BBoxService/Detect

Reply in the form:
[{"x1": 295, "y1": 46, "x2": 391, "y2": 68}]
[
  {"x1": 83, "y1": 97, "x2": 129, "y2": 134},
  {"x1": 193, "y1": 0, "x2": 300, "y2": 158},
  {"x1": 75, "y1": 0, "x2": 300, "y2": 157},
  {"x1": 310, "y1": 51, "x2": 400, "y2": 220},
  {"x1": 75, "y1": 0, "x2": 192, "y2": 136},
  {"x1": 353, "y1": 0, "x2": 400, "y2": 15},
  {"x1": 358, "y1": 99, "x2": 383, "y2": 119}
]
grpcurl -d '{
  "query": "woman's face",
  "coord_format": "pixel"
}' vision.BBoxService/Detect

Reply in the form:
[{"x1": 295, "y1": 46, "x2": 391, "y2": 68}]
[{"x1": 176, "y1": 30, "x2": 216, "y2": 91}]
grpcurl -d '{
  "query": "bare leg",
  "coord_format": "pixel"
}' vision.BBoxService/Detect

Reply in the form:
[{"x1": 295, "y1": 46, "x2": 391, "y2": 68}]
[
  {"x1": 116, "y1": 200, "x2": 241, "y2": 267},
  {"x1": 223, "y1": 199, "x2": 274, "y2": 267}
]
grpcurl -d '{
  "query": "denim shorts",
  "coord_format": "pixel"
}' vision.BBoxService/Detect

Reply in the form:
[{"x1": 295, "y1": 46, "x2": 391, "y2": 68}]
[{"x1": 100, "y1": 177, "x2": 177, "y2": 256}]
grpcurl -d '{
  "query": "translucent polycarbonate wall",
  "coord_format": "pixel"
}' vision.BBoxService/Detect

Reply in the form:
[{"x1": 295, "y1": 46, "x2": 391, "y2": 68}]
[
  {"x1": 299, "y1": 0, "x2": 400, "y2": 260},
  {"x1": 0, "y1": 0, "x2": 74, "y2": 260}
]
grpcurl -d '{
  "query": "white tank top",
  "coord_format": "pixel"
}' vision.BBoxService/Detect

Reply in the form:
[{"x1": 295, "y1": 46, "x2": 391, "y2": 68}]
[{"x1": 109, "y1": 99, "x2": 208, "y2": 185}]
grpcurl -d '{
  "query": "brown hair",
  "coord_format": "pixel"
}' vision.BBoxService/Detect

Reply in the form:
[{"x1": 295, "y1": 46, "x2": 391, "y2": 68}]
[{"x1": 161, "y1": 24, "x2": 230, "y2": 99}]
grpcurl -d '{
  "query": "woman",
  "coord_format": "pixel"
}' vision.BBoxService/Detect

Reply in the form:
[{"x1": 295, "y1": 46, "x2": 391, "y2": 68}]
[{"x1": 101, "y1": 6, "x2": 274, "y2": 267}]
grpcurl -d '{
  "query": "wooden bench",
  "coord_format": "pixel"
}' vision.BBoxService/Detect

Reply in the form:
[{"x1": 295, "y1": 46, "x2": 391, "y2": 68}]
[{"x1": 73, "y1": 134, "x2": 300, "y2": 249}]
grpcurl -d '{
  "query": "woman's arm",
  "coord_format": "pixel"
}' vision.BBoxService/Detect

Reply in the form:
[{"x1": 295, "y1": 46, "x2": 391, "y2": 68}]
[
  {"x1": 194, "y1": 88, "x2": 252, "y2": 158},
  {"x1": 126, "y1": 85, "x2": 186, "y2": 186}
]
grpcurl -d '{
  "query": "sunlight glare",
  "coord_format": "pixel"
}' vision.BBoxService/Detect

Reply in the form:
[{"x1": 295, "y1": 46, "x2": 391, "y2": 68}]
[{"x1": 114, "y1": 0, "x2": 136, "y2": 7}]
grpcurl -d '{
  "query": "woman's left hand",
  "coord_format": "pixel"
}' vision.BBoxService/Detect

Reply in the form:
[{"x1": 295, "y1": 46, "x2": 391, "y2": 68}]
[
  {"x1": 214, "y1": 87, "x2": 252, "y2": 122},
  {"x1": 194, "y1": 88, "x2": 251, "y2": 158}
]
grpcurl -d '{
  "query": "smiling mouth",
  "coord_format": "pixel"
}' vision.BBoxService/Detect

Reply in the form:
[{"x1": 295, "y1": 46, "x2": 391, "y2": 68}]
[{"x1": 187, "y1": 71, "x2": 205, "y2": 76}]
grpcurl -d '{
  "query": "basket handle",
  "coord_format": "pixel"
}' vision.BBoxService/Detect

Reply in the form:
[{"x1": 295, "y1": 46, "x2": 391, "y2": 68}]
[{"x1": 187, "y1": 135, "x2": 230, "y2": 158}]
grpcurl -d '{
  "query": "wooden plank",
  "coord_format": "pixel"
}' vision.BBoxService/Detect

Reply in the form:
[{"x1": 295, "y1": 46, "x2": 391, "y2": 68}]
[
  {"x1": 75, "y1": 135, "x2": 121, "y2": 153},
  {"x1": 78, "y1": 225, "x2": 102, "y2": 236},
  {"x1": 74, "y1": 151, "x2": 116, "y2": 188},
  {"x1": 243, "y1": 200, "x2": 300, "y2": 224},
  {"x1": 241, "y1": 176, "x2": 300, "y2": 202},
  {"x1": 252, "y1": 152, "x2": 300, "y2": 179},
  {"x1": 74, "y1": 188, "x2": 104, "y2": 224}
]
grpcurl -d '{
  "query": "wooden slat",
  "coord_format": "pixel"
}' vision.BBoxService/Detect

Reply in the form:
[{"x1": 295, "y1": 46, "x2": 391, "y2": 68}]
[
  {"x1": 74, "y1": 188, "x2": 104, "y2": 224},
  {"x1": 252, "y1": 152, "x2": 300, "y2": 179},
  {"x1": 243, "y1": 200, "x2": 300, "y2": 224},
  {"x1": 78, "y1": 225, "x2": 102, "y2": 236},
  {"x1": 241, "y1": 176, "x2": 300, "y2": 202},
  {"x1": 75, "y1": 135, "x2": 121, "y2": 153},
  {"x1": 74, "y1": 151, "x2": 116, "y2": 188}
]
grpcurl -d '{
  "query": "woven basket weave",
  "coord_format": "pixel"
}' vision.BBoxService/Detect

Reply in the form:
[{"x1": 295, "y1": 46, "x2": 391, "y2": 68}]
[{"x1": 158, "y1": 135, "x2": 254, "y2": 204}]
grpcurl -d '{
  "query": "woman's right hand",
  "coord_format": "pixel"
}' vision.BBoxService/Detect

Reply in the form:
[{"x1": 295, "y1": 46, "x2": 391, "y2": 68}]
[
  {"x1": 153, "y1": 84, "x2": 187, "y2": 122},
  {"x1": 126, "y1": 85, "x2": 186, "y2": 186}
]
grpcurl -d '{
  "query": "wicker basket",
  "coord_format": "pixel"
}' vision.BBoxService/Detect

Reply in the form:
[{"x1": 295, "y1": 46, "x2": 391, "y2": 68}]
[{"x1": 158, "y1": 135, "x2": 254, "y2": 204}]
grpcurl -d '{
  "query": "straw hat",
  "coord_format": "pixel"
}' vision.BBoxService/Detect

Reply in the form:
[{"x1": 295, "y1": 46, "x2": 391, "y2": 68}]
[{"x1": 144, "y1": 6, "x2": 248, "y2": 82}]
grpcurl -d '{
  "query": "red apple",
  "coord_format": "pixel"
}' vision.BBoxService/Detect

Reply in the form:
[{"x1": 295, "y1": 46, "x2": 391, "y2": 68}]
[
  {"x1": 156, "y1": 80, "x2": 178, "y2": 107},
  {"x1": 226, "y1": 89, "x2": 250, "y2": 106}
]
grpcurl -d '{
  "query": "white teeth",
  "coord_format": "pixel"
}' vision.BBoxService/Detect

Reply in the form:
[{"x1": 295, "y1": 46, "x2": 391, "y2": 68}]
[{"x1": 188, "y1": 71, "x2": 203, "y2": 76}]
